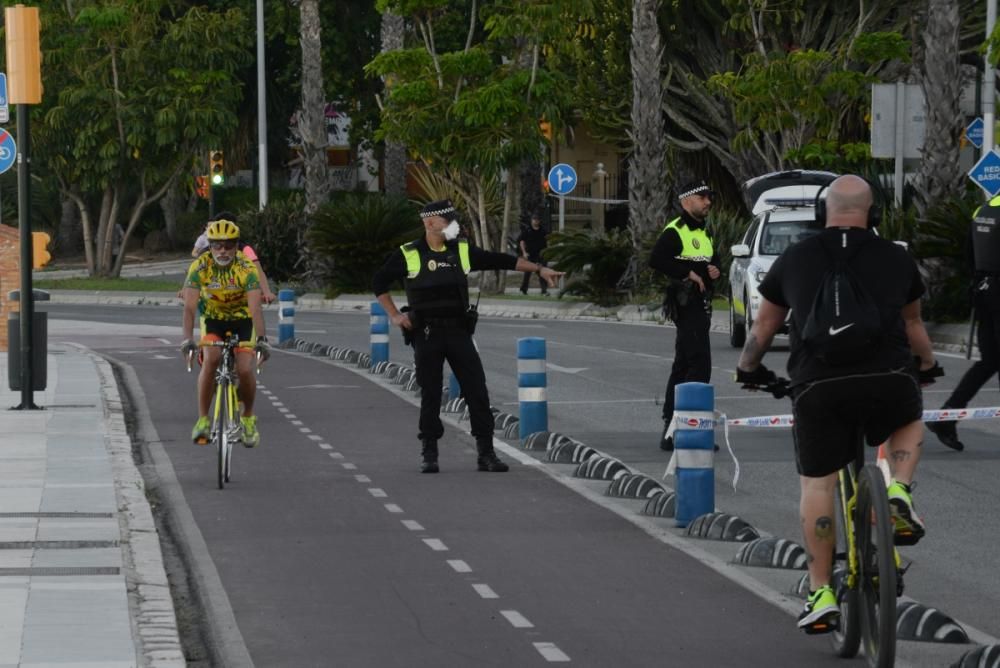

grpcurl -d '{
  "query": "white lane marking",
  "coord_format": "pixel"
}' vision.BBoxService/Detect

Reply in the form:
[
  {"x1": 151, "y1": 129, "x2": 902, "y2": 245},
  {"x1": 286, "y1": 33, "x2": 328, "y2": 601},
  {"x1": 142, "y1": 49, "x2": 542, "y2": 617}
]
[
  {"x1": 402, "y1": 520, "x2": 424, "y2": 531},
  {"x1": 299, "y1": 427, "x2": 312, "y2": 433},
  {"x1": 285, "y1": 414, "x2": 297, "y2": 419},
  {"x1": 447, "y1": 560, "x2": 471, "y2": 573},
  {"x1": 277, "y1": 407, "x2": 289, "y2": 413},
  {"x1": 341, "y1": 463, "x2": 357, "y2": 470},
  {"x1": 290, "y1": 420, "x2": 304, "y2": 426},
  {"x1": 384, "y1": 504, "x2": 403, "y2": 514},
  {"x1": 157, "y1": 338, "x2": 171, "y2": 345},
  {"x1": 329, "y1": 452, "x2": 344, "y2": 459},
  {"x1": 260, "y1": 389, "x2": 273, "y2": 395},
  {"x1": 472, "y1": 584, "x2": 498, "y2": 599},
  {"x1": 423, "y1": 538, "x2": 447, "y2": 551},
  {"x1": 354, "y1": 475, "x2": 371, "y2": 483},
  {"x1": 368, "y1": 488, "x2": 387, "y2": 498},
  {"x1": 308, "y1": 435, "x2": 322, "y2": 441},
  {"x1": 533, "y1": 642, "x2": 570, "y2": 662},
  {"x1": 500, "y1": 610, "x2": 534, "y2": 628},
  {"x1": 272, "y1": 401, "x2": 284, "y2": 407},
  {"x1": 318, "y1": 443, "x2": 332, "y2": 450},
  {"x1": 287, "y1": 383, "x2": 356, "y2": 389},
  {"x1": 546, "y1": 363, "x2": 587, "y2": 374}
]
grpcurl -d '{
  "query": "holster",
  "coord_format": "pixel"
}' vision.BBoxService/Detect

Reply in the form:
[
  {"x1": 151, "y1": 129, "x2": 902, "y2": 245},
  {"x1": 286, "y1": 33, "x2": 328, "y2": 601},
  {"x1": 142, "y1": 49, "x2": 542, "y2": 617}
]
[
  {"x1": 465, "y1": 306, "x2": 479, "y2": 335},
  {"x1": 401, "y1": 306, "x2": 416, "y2": 346}
]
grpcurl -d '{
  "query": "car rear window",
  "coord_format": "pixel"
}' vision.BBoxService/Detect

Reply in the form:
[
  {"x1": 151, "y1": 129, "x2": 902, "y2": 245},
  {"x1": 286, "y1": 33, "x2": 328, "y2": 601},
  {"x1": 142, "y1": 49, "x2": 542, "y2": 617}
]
[{"x1": 759, "y1": 221, "x2": 819, "y2": 255}]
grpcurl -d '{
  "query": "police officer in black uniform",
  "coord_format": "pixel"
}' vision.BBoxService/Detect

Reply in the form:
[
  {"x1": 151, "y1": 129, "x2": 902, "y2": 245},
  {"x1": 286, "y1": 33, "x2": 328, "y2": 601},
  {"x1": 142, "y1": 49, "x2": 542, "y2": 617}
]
[
  {"x1": 373, "y1": 200, "x2": 564, "y2": 473},
  {"x1": 926, "y1": 193, "x2": 1000, "y2": 451},
  {"x1": 648, "y1": 180, "x2": 721, "y2": 451}
]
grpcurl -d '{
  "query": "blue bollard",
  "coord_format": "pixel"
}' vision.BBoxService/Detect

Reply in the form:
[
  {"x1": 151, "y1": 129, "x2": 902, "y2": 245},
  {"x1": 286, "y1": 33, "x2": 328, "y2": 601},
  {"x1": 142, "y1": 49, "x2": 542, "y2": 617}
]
[
  {"x1": 517, "y1": 337, "x2": 547, "y2": 440},
  {"x1": 277, "y1": 289, "x2": 295, "y2": 344},
  {"x1": 448, "y1": 369, "x2": 461, "y2": 401},
  {"x1": 370, "y1": 302, "x2": 389, "y2": 367},
  {"x1": 673, "y1": 382, "x2": 715, "y2": 528}
]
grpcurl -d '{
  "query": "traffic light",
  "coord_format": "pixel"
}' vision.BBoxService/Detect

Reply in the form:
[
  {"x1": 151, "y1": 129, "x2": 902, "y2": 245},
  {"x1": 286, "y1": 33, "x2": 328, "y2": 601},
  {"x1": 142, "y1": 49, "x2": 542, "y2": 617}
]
[
  {"x1": 195, "y1": 175, "x2": 209, "y2": 199},
  {"x1": 31, "y1": 231, "x2": 51, "y2": 269},
  {"x1": 209, "y1": 150, "x2": 224, "y2": 186},
  {"x1": 539, "y1": 120, "x2": 553, "y2": 142}
]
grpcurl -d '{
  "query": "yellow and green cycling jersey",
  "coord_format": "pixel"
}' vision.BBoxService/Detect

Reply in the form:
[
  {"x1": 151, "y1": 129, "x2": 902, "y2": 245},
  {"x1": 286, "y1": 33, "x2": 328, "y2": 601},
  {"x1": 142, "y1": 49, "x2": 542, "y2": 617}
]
[{"x1": 184, "y1": 251, "x2": 260, "y2": 321}]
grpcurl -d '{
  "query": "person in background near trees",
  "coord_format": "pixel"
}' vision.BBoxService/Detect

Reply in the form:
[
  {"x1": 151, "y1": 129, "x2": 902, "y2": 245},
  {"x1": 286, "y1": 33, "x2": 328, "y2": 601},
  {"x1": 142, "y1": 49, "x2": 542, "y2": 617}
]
[
  {"x1": 648, "y1": 180, "x2": 720, "y2": 452},
  {"x1": 518, "y1": 212, "x2": 549, "y2": 295},
  {"x1": 111, "y1": 223, "x2": 125, "y2": 268},
  {"x1": 373, "y1": 200, "x2": 564, "y2": 474},
  {"x1": 185, "y1": 212, "x2": 276, "y2": 304},
  {"x1": 926, "y1": 192, "x2": 1000, "y2": 451}
]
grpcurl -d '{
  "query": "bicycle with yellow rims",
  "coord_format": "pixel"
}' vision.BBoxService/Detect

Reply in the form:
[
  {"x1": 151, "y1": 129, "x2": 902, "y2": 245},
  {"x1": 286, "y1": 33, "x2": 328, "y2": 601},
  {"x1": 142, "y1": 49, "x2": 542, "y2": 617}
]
[{"x1": 186, "y1": 333, "x2": 261, "y2": 489}]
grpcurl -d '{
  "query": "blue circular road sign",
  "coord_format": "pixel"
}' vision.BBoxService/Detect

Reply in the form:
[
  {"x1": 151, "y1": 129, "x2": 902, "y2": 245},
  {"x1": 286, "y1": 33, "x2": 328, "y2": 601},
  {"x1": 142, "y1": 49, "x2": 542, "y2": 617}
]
[
  {"x1": 547, "y1": 163, "x2": 577, "y2": 196},
  {"x1": 0, "y1": 129, "x2": 16, "y2": 175}
]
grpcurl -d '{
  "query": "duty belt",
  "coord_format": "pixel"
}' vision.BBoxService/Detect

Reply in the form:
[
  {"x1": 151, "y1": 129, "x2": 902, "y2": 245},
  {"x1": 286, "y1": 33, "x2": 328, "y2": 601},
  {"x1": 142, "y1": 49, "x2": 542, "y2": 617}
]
[{"x1": 422, "y1": 316, "x2": 467, "y2": 328}]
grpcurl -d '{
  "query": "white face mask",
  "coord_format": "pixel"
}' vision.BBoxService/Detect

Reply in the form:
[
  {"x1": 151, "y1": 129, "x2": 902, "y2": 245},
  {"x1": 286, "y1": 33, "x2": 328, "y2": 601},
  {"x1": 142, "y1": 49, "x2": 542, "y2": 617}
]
[{"x1": 443, "y1": 220, "x2": 460, "y2": 241}]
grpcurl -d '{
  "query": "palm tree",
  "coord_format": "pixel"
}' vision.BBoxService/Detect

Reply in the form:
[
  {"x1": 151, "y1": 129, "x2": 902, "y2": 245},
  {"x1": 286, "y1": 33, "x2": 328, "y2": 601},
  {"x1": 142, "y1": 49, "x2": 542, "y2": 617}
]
[
  {"x1": 627, "y1": 0, "x2": 667, "y2": 257},
  {"x1": 297, "y1": 0, "x2": 329, "y2": 215},
  {"x1": 380, "y1": 9, "x2": 408, "y2": 195}
]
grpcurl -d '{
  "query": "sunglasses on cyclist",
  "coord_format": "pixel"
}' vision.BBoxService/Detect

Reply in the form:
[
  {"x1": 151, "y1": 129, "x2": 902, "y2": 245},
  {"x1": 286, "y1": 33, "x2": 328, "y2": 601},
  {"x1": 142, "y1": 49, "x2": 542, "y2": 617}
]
[{"x1": 210, "y1": 240, "x2": 238, "y2": 250}]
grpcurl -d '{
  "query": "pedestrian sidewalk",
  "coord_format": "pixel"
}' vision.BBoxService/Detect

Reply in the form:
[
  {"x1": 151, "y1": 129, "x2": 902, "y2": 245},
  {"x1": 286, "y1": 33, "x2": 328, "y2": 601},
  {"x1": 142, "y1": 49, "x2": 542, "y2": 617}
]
[{"x1": 0, "y1": 346, "x2": 183, "y2": 667}]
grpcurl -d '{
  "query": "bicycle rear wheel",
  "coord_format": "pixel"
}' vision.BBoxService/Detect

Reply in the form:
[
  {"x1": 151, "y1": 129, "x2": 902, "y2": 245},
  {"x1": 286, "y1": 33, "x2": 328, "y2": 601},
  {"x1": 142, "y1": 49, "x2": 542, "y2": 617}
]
[
  {"x1": 830, "y1": 470, "x2": 861, "y2": 658},
  {"x1": 855, "y1": 465, "x2": 897, "y2": 668}
]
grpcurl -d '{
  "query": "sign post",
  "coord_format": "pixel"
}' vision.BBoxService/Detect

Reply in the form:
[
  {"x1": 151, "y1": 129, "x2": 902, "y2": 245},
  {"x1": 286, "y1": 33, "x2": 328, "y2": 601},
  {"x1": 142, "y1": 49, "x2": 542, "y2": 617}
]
[{"x1": 547, "y1": 163, "x2": 577, "y2": 233}]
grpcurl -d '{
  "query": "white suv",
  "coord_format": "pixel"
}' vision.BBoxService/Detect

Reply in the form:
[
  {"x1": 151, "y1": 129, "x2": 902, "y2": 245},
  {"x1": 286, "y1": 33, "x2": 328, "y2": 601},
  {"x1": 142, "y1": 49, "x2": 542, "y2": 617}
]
[{"x1": 728, "y1": 170, "x2": 838, "y2": 347}]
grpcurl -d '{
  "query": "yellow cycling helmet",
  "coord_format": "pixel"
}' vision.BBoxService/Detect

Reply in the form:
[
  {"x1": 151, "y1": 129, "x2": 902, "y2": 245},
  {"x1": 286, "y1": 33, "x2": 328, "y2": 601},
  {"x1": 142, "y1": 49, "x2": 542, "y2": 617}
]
[{"x1": 206, "y1": 219, "x2": 240, "y2": 241}]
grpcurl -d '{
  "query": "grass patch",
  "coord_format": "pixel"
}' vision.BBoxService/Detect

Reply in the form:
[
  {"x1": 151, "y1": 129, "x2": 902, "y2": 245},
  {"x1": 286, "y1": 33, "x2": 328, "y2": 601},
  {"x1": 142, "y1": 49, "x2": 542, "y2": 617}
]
[{"x1": 33, "y1": 276, "x2": 182, "y2": 292}]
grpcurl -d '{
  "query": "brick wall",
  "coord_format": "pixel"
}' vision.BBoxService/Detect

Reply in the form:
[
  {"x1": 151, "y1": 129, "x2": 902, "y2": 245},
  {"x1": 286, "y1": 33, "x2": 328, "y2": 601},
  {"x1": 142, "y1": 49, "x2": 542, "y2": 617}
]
[{"x1": 0, "y1": 225, "x2": 21, "y2": 352}]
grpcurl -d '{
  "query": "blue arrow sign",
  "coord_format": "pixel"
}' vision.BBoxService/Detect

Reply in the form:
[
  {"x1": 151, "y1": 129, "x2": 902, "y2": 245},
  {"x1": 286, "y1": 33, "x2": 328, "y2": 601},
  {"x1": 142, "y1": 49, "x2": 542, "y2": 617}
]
[
  {"x1": 547, "y1": 163, "x2": 577, "y2": 196},
  {"x1": 0, "y1": 73, "x2": 8, "y2": 124},
  {"x1": 966, "y1": 117, "x2": 984, "y2": 149},
  {"x1": 0, "y1": 129, "x2": 16, "y2": 175},
  {"x1": 968, "y1": 149, "x2": 1000, "y2": 197}
]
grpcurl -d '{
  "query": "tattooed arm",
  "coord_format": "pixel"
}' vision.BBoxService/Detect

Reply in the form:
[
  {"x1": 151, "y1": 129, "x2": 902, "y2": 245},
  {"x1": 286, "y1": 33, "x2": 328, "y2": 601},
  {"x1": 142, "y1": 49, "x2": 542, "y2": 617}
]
[{"x1": 737, "y1": 298, "x2": 788, "y2": 371}]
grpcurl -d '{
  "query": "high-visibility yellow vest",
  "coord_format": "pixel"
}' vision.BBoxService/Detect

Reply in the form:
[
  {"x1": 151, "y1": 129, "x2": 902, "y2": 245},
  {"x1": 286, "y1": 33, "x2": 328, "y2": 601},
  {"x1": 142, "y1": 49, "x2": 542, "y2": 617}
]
[
  {"x1": 400, "y1": 239, "x2": 471, "y2": 278},
  {"x1": 663, "y1": 217, "x2": 713, "y2": 262}
]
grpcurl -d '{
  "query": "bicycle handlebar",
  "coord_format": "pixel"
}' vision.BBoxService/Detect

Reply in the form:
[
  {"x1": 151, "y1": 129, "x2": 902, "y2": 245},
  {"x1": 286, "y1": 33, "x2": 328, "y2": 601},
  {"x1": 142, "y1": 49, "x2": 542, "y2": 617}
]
[{"x1": 739, "y1": 376, "x2": 791, "y2": 399}]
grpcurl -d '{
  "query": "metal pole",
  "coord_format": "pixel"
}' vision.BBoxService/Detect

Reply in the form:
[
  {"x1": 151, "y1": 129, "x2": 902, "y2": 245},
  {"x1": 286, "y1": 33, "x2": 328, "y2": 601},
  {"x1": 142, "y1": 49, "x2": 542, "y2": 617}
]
[
  {"x1": 985, "y1": 0, "x2": 997, "y2": 152},
  {"x1": 558, "y1": 196, "x2": 565, "y2": 233},
  {"x1": 256, "y1": 0, "x2": 268, "y2": 210},
  {"x1": 15, "y1": 103, "x2": 37, "y2": 409},
  {"x1": 894, "y1": 81, "x2": 906, "y2": 207}
]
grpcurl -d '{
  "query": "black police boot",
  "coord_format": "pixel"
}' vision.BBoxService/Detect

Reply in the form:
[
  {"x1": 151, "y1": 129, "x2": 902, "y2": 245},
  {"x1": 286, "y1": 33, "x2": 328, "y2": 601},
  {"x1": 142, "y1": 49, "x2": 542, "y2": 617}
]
[
  {"x1": 476, "y1": 439, "x2": 509, "y2": 472},
  {"x1": 421, "y1": 440, "x2": 439, "y2": 473},
  {"x1": 927, "y1": 420, "x2": 964, "y2": 452}
]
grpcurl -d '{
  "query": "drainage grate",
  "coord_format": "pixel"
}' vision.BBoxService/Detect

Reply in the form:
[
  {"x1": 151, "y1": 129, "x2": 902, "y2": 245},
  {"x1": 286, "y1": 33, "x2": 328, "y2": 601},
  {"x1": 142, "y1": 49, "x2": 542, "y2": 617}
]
[
  {"x1": 0, "y1": 512, "x2": 114, "y2": 519},
  {"x1": 0, "y1": 540, "x2": 119, "y2": 550},
  {"x1": 0, "y1": 566, "x2": 120, "y2": 576}
]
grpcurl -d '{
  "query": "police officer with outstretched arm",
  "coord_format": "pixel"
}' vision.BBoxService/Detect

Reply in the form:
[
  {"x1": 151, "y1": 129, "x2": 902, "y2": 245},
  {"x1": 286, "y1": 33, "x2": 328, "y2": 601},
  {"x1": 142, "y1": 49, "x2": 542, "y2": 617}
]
[
  {"x1": 373, "y1": 200, "x2": 564, "y2": 473},
  {"x1": 927, "y1": 193, "x2": 1000, "y2": 451},
  {"x1": 649, "y1": 180, "x2": 720, "y2": 451}
]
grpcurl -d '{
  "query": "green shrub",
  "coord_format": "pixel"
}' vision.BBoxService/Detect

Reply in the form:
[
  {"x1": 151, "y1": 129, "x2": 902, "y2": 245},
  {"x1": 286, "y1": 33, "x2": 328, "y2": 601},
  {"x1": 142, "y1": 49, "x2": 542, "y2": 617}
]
[
  {"x1": 307, "y1": 193, "x2": 422, "y2": 292},
  {"x1": 544, "y1": 229, "x2": 633, "y2": 305},
  {"x1": 913, "y1": 192, "x2": 979, "y2": 323},
  {"x1": 237, "y1": 194, "x2": 309, "y2": 282}
]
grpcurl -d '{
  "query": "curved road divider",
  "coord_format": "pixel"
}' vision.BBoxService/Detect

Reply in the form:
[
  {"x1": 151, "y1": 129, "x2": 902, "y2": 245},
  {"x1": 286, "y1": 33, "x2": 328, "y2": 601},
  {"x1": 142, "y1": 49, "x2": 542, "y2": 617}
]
[{"x1": 684, "y1": 512, "x2": 760, "y2": 542}]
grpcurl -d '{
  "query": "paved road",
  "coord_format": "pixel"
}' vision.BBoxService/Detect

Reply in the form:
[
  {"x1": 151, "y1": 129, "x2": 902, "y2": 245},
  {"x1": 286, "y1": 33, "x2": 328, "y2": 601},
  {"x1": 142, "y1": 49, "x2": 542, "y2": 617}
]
[{"x1": 47, "y1": 304, "x2": 1000, "y2": 665}]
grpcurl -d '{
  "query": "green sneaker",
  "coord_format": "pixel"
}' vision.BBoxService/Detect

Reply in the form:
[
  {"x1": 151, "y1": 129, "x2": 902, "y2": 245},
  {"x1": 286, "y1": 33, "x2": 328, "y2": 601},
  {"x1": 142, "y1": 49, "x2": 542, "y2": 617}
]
[
  {"x1": 191, "y1": 416, "x2": 210, "y2": 445},
  {"x1": 241, "y1": 415, "x2": 260, "y2": 448},
  {"x1": 888, "y1": 480, "x2": 926, "y2": 545},
  {"x1": 797, "y1": 585, "x2": 839, "y2": 634}
]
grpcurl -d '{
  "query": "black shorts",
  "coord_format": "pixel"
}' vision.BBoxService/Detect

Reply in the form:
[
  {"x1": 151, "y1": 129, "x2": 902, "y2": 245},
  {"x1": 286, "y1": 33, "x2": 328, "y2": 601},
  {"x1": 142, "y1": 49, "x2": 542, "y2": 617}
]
[
  {"x1": 791, "y1": 369, "x2": 923, "y2": 477},
  {"x1": 203, "y1": 318, "x2": 255, "y2": 351}
]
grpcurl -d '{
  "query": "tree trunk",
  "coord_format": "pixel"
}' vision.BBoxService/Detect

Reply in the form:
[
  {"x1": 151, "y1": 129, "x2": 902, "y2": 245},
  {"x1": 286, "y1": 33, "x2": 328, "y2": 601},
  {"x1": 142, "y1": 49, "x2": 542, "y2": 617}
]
[
  {"x1": 519, "y1": 158, "x2": 543, "y2": 225},
  {"x1": 160, "y1": 181, "x2": 180, "y2": 246},
  {"x1": 57, "y1": 193, "x2": 81, "y2": 256},
  {"x1": 627, "y1": 0, "x2": 668, "y2": 256},
  {"x1": 298, "y1": 0, "x2": 329, "y2": 215},
  {"x1": 380, "y1": 10, "x2": 408, "y2": 195},
  {"x1": 913, "y1": 0, "x2": 964, "y2": 218}
]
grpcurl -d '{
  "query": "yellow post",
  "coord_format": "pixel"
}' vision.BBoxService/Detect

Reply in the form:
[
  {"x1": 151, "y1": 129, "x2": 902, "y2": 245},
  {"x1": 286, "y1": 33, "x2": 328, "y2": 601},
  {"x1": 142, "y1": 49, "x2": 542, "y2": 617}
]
[{"x1": 5, "y1": 5, "x2": 43, "y2": 104}]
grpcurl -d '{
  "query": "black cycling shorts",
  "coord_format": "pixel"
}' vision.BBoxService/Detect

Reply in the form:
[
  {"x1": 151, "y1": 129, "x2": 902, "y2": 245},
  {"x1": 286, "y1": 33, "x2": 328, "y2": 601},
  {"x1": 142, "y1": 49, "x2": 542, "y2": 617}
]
[
  {"x1": 791, "y1": 369, "x2": 923, "y2": 477},
  {"x1": 203, "y1": 318, "x2": 255, "y2": 352}
]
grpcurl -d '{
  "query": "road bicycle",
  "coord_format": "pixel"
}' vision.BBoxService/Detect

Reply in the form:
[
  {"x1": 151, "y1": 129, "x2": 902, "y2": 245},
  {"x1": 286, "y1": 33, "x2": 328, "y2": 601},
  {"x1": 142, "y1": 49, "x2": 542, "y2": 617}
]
[
  {"x1": 740, "y1": 376, "x2": 901, "y2": 668},
  {"x1": 187, "y1": 333, "x2": 261, "y2": 489}
]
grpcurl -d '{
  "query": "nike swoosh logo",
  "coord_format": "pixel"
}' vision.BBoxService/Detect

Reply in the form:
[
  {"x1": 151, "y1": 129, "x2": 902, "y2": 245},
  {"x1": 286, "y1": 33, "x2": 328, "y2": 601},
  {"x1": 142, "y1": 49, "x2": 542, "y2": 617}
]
[{"x1": 829, "y1": 324, "x2": 854, "y2": 336}]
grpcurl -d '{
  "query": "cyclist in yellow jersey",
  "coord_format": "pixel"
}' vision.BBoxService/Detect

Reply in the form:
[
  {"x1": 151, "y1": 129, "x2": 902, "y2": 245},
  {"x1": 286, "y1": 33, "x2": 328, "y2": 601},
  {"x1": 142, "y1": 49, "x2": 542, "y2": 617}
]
[{"x1": 180, "y1": 219, "x2": 271, "y2": 447}]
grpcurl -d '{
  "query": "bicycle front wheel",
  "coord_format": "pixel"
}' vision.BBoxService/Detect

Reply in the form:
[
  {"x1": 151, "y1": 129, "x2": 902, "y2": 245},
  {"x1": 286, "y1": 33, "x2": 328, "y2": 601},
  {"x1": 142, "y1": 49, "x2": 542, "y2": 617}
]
[
  {"x1": 855, "y1": 465, "x2": 897, "y2": 668},
  {"x1": 830, "y1": 470, "x2": 861, "y2": 658},
  {"x1": 217, "y1": 382, "x2": 230, "y2": 490}
]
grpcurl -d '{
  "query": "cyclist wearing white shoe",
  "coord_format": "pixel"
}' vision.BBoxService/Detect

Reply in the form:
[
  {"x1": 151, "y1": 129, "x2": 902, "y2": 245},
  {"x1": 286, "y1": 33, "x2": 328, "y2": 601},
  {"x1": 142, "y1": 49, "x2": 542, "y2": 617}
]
[
  {"x1": 180, "y1": 218, "x2": 270, "y2": 448},
  {"x1": 735, "y1": 175, "x2": 940, "y2": 634}
]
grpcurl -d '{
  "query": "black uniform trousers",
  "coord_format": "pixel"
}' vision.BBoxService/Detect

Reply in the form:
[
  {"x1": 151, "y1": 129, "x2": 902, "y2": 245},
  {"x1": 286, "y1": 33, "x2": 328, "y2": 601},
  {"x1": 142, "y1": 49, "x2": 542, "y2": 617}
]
[
  {"x1": 413, "y1": 321, "x2": 495, "y2": 442},
  {"x1": 944, "y1": 287, "x2": 1000, "y2": 408},
  {"x1": 662, "y1": 298, "x2": 712, "y2": 422},
  {"x1": 520, "y1": 255, "x2": 548, "y2": 293}
]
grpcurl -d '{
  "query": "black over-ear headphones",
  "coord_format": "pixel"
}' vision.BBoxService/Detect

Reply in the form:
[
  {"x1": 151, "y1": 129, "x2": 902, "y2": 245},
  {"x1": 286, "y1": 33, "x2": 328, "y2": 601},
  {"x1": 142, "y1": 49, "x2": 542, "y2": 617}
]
[{"x1": 813, "y1": 178, "x2": 882, "y2": 229}]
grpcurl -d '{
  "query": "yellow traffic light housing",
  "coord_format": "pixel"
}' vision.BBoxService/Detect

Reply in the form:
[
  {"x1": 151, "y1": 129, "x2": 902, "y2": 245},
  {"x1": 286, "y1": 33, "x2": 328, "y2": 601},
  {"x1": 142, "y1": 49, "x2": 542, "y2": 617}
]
[
  {"x1": 31, "y1": 231, "x2": 51, "y2": 269},
  {"x1": 209, "y1": 150, "x2": 224, "y2": 186}
]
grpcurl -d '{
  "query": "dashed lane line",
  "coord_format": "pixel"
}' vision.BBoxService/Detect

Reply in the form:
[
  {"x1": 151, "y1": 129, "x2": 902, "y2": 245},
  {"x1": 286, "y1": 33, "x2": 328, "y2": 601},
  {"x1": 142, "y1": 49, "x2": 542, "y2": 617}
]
[
  {"x1": 534, "y1": 642, "x2": 571, "y2": 662},
  {"x1": 354, "y1": 475, "x2": 371, "y2": 483},
  {"x1": 341, "y1": 463, "x2": 357, "y2": 470},
  {"x1": 472, "y1": 584, "x2": 498, "y2": 599},
  {"x1": 328, "y1": 452, "x2": 344, "y2": 459},
  {"x1": 384, "y1": 504, "x2": 403, "y2": 514},
  {"x1": 422, "y1": 538, "x2": 448, "y2": 551},
  {"x1": 402, "y1": 520, "x2": 424, "y2": 531},
  {"x1": 500, "y1": 610, "x2": 534, "y2": 628},
  {"x1": 447, "y1": 560, "x2": 471, "y2": 573},
  {"x1": 368, "y1": 488, "x2": 387, "y2": 498},
  {"x1": 318, "y1": 443, "x2": 332, "y2": 450}
]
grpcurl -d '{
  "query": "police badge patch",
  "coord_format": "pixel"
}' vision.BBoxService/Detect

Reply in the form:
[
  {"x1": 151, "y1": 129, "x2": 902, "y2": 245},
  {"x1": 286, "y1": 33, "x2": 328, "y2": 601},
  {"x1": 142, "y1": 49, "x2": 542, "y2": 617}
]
[{"x1": 428, "y1": 260, "x2": 438, "y2": 271}]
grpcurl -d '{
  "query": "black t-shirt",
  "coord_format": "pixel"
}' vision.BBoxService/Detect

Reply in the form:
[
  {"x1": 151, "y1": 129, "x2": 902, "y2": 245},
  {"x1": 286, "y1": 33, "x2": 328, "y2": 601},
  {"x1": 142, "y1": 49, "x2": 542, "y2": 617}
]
[
  {"x1": 517, "y1": 226, "x2": 548, "y2": 257},
  {"x1": 757, "y1": 227, "x2": 924, "y2": 384}
]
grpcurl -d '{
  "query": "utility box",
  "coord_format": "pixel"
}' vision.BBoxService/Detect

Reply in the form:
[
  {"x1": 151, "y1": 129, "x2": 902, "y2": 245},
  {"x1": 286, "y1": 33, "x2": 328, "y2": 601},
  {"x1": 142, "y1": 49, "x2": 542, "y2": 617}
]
[{"x1": 7, "y1": 289, "x2": 48, "y2": 391}]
